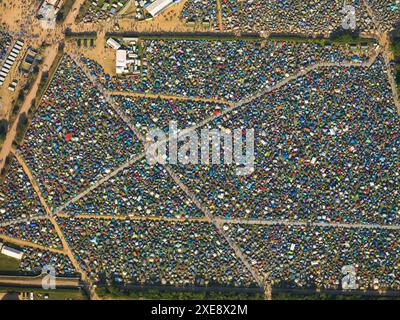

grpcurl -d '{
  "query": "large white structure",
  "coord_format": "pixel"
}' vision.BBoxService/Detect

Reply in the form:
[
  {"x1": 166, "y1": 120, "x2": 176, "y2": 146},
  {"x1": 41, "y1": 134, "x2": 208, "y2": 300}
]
[
  {"x1": 1, "y1": 245, "x2": 24, "y2": 260},
  {"x1": 145, "y1": 0, "x2": 174, "y2": 17},
  {"x1": 116, "y1": 50, "x2": 128, "y2": 74}
]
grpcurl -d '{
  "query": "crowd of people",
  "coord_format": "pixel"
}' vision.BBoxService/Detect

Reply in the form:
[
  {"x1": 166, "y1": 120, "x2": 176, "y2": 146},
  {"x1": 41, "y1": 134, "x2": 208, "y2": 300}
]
[
  {"x1": 0, "y1": 161, "x2": 45, "y2": 223},
  {"x1": 19, "y1": 247, "x2": 76, "y2": 277},
  {"x1": 225, "y1": 223, "x2": 400, "y2": 291},
  {"x1": 172, "y1": 57, "x2": 399, "y2": 225},
  {"x1": 19, "y1": 55, "x2": 143, "y2": 209},
  {"x1": 57, "y1": 217, "x2": 256, "y2": 287},
  {"x1": 64, "y1": 160, "x2": 203, "y2": 218},
  {"x1": 85, "y1": 39, "x2": 370, "y2": 101},
  {"x1": 0, "y1": 219, "x2": 62, "y2": 249}
]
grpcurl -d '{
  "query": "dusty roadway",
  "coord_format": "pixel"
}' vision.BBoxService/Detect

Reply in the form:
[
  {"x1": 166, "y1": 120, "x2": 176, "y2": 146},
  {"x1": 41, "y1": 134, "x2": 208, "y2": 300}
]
[
  {"x1": 361, "y1": 0, "x2": 400, "y2": 114},
  {"x1": 0, "y1": 234, "x2": 64, "y2": 253},
  {"x1": 0, "y1": 45, "x2": 59, "y2": 172},
  {"x1": 106, "y1": 91, "x2": 235, "y2": 107},
  {"x1": 216, "y1": 218, "x2": 400, "y2": 231},
  {"x1": 57, "y1": 212, "x2": 210, "y2": 223},
  {"x1": 64, "y1": 0, "x2": 87, "y2": 26},
  {"x1": 0, "y1": 274, "x2": 80, "y2": 288}
]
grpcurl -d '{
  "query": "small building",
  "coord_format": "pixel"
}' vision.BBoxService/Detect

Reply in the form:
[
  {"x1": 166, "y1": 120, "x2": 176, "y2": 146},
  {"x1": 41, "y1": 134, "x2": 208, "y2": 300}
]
[
  {"x1": 20, "y1": 48, "x2": 38, "y2": 73},
  {"x1": 122, "y1": 37, "x2": 139, "y2": 44},
  {"x1": 1, "y1": 246, "x2": 24, "y2": 260},
  {"x1": 106, "y1": 38, "x2": 121, "y2": 50},
  {"x1": 8, "y1": 80, "x2": 18, "y2": 92}
]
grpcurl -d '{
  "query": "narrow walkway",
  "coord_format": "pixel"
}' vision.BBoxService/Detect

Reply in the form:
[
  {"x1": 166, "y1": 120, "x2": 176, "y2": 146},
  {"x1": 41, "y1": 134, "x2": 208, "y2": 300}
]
[
  {"x1": 216, "y1": 218, "x2": 400, "y2": 231},
  {"x1": 173, "y1": 56, "x2": 380, "y2": 141},
  {"x1": 0, "y1": 234, "x2": 65, "y2": 254},
  {"x1": 361, "y1": 0, "x2": 400, "y2": 114},
  {"x1": 14, "y1": 151, "x2": 53, "y2": 214},
  {"x1": 54, "y1": 152, "x2": 146, "y2": 214},
  {"x1": 216, "y1": 0, "x2": 224, "y2": 31},
  {"x1": 164, "y1": 165, "x2": 266, "y2": 289},
  {"x1": 105, "y1": 91, "x2": 235, "y2": 107},
  {"x1": 71, "y1": 55, "x2": 148, "y2": 142},
  {"x1": 57, "y1": 212, "x2": 210, "y2": 223},
  {"x1": 0, "y1": 215, "x2": 50, "y2": 228}
]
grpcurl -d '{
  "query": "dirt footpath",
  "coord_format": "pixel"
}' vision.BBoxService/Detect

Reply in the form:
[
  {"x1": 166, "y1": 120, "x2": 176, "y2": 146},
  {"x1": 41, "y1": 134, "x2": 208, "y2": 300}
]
[
  {"x1": 0, "y1": 274, "x2": 80, "y2": 287},
  {"x1": 0, "y1": 45, "x2": 58, "y2": 172}
]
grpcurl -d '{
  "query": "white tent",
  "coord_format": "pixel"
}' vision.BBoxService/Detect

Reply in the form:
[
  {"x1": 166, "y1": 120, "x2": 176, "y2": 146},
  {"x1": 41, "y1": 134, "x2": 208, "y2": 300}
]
[
  {"x1": 1, "y1": 246, "x2": 23, "y2": 260},
  {"x1": 145, "y1": 0, "x2": 174, "y2": 17},
  {"x1": 106, "y1": 38, "x2": 121, "y2": 50}
]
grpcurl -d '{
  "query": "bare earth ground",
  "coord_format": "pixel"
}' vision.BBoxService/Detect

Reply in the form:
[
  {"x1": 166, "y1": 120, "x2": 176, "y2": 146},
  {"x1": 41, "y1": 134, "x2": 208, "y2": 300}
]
[
  {"x1": 0, "y1": 45, "x2": 58, "y2": 169},
  {"x1": 0, "y1": 274, "x2": 80, "y2": 287}
]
